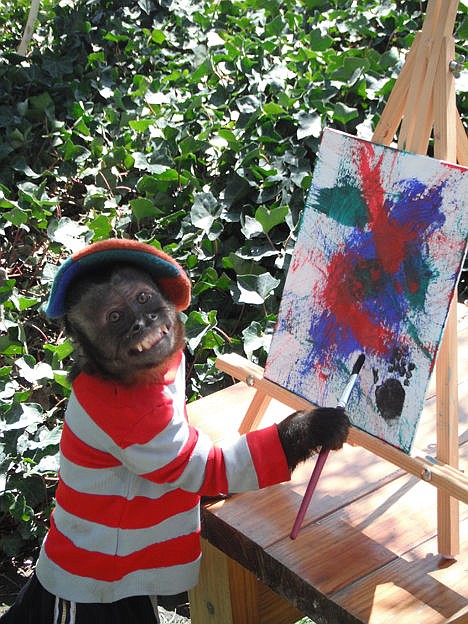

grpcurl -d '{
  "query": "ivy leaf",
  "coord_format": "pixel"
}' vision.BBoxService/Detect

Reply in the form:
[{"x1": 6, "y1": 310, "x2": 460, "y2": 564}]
[
  {"x1": 184, "y1": 310, "x2": 213, "y2": 352},
  {"x1": 236, "y1": 95, "x2": 261, "y2": 114},
  {"x1": 28, "y1": 426, "x2": 62, "y2": 451},
  {"x1": 333, "y1": 102, "x2": 359, "y2": 124},
  {"x1": 242, "y1": 321, "x2": 272, "y2": 359},
  {"x1": 255, "y1": 205, "x2": 288, "y2": 234},
  {"x1": 131, "y1": 153, "x2": 169, "y2": 174},
  {"x1": 234, "y1": 273, "x2": 280, "y2": 305},
  {"x1": 30, "y1": 453, "x2": 60, "y2": 474},
  {"x1": 308, "y1": 29, "x2": 334, "y2": 51},
  {"x1": 2, "y1": 404, "x2": 44, "y2": 431},
  {"x1": 130, "y1": 198, "x2": 162, "y2": 220},
  {"x1": 16, "y1": 358, "x2": 54, "y2": 384},
  {"x1": 47, "y1": 217, "x2": 89, "y2": 253},
  {"x1": 296, "y1": 112, "x2": 322, "y2": 140},
  {"x1": 88, "y1": 214, "x2": 114, "y2": 240},
  {"x1": 191, "y1": 191, "x2": 220, "y2": 232},
  {"x1": 241, "y1": 214, "x2": 263, "y2": 239}
]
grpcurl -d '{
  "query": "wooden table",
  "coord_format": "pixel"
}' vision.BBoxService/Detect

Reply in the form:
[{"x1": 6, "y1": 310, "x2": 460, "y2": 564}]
[{"x1": 187, "y1": 305, "x2": 468, "y2": 624}]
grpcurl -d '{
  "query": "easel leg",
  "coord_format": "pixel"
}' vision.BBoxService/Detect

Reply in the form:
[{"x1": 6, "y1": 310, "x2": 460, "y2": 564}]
[
  {"x1": 433, "y1": 30, "x2": 460, "y2": 559},
  {"x1": 436, "y1": 298, "x2": 460, "y2": 558},
  {"x1": 238, "y1": 390, "x2": 272, "y2": 435}
]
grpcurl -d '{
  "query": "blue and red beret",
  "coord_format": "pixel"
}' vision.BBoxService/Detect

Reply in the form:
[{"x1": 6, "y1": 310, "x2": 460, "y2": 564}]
[{"x1": 45, "y1": 239, "x2": 191, "y2": 318}]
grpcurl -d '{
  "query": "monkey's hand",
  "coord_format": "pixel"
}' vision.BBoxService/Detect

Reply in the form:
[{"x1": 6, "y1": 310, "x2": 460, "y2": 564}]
[{"x1": 277, "y1": 407, "x2": 350, "y2": 472}]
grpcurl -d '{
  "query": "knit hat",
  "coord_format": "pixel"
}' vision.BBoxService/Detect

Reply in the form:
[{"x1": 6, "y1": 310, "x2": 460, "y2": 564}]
[{"x1": 45, "y1": 239, "x2": 191, "y2": 318}]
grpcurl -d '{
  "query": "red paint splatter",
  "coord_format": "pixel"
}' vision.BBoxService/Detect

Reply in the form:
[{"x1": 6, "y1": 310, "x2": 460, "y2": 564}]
[
  {"x1": 358, "y1": 146, "x2": 421, "y2": 275},
  {"x1": 322, "y1": 248, "x2": 394, "y2": 356}
]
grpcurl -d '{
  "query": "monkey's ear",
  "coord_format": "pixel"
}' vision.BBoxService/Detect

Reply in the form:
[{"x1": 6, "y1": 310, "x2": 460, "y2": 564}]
[{"x1": 44, "y1": 239, "x2": 191, "y2": 319}]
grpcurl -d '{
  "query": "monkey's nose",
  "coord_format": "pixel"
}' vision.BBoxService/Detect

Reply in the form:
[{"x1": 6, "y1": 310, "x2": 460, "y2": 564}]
[{"x1": 131, "y1": 319, "x2": 145, "y2": 334}]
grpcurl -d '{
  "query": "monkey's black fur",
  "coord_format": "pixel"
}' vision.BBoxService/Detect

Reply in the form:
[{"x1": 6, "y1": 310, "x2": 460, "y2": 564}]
[
  {"x1": 63, "y1": 264, "x2": 350, "y2": 472},
  {"x1": 277, "y1": 407, "x2": 349, "y2": 470}
]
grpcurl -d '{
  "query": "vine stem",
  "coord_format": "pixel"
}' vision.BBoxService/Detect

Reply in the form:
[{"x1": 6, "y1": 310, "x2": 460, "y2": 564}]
[{"x1": 17, "y1": 0, "x2": 41, "y2": 56}]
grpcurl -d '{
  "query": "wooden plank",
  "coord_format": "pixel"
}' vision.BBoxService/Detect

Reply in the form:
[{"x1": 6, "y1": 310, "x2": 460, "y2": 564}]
[
  {"x1": 436, "y1": 301, "x2": 460, "y2": 556},
  {"x1": 400, "y1": 0, "x2": 459, "y2": 153},
  {"x1": 17, "y1": 0, "x2": 40, "y2": 56},
  {"x1": 396, "y1": 0, "x2": 439, "y2": 151},
  {"x1": 257, "y1": 584, "x2": 303, "y2": 624},
  {"x1": 262, "y1": 473, "x2": 468, "y2": 621},
  {"x1": 203, "y1": 441, "x2": 403, "y2": 550},
  {"x1": 227, "y1": 556, "x2": 260, "y2": 624},
  {"x1": 266, "y1": 474, "x2": 451, "y2": 592},
  {"x1": 433, "y1": 35, "x2": 457, "y2": 161},
  {"x1": 331, "y1": 520, "x2": 468, "y2": 623},
  {"x1": 187, "y1": 381, "x2": 293, "y2": 443},
  {"x1": 199, "y1": 446, "x2": 467, "y2": 623},
  {"x1": 423, "y1": 303, "x2": 468, "y2": 401},
  {"x1": 201, "y1": 507, "x2": 363, "y2": 624}
]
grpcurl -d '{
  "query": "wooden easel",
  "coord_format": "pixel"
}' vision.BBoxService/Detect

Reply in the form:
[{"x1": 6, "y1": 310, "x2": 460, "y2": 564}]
[{"x1": 216, "y1": 0, "x2": 468, "y2": 558}]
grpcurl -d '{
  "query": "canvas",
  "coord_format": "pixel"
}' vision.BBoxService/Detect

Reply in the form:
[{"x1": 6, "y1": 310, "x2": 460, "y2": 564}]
[{"x1": 265, "y1": 128, "x2": 468, "y2": 453}]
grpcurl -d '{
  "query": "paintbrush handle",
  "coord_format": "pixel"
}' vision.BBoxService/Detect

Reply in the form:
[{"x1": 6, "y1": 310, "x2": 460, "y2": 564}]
[
  {"x1": 289, "y1": 384, "x2": 350, "y2": 539},
  {"x1": 289, "y1": 447, "x2": 330, "y2": 540},
  {"x1": 289, "y1": 354, "x2": 365, "y2": 539}
]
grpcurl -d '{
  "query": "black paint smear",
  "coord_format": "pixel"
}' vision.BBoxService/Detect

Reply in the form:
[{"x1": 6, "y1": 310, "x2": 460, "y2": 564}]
[
  {"x1": 372, "y1": 368, "x2": 379, "y2": 384},
  {"x1": 387, "y1": 346, "x2": 415, "y2": 384},
  {"x1": 375, "y1": 378, "x2": 405, "y2": 423}
]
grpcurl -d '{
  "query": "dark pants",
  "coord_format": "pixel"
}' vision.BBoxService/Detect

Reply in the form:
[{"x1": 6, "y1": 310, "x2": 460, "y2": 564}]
[{"x1": 0, "y1": 574, "x2": 160, "y2": 624}]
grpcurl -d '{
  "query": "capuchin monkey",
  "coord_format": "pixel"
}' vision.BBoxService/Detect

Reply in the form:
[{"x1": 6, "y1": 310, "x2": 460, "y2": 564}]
[
  {"x1": 64, "y1": 264, "x2": 350, "y2": 470},
  {"x1": 1, "y1": 255, "x2": 349, "y2": 624}
]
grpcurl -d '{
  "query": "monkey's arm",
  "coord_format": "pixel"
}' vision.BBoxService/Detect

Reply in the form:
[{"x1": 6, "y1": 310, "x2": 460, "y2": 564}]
[
  {"x1": 111, "y1": 405, "x2": 350, "y2": 497},
  {"x1": 192, "y1": 407, "x2": 349, "y2": 495},
  {"x1": 134, "y1": 407, "x2": 349, "y2": 497}
]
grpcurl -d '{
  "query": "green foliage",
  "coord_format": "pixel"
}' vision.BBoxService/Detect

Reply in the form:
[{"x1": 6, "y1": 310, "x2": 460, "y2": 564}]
[{"x1": 0, "y1": 0, "x2": 467, "y2": 560}]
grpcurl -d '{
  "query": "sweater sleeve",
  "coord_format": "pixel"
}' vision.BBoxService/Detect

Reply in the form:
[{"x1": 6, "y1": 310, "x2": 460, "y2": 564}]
[
  {"x1": 118, "y1": 418, "x2": 290, "y2": 496},
  {"x1": 197, "y1": 423, "x2": 291, "y2": 496}
]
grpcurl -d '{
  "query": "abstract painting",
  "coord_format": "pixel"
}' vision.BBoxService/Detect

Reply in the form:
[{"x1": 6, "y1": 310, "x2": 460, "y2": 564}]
[{"x1": 265, "y1": 128, "x2": 468, "y2": 453}]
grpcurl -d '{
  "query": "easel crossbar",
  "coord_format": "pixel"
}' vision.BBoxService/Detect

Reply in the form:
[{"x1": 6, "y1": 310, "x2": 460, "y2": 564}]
[{"x1": 216, "y1": 353, "x2": 468, "y2": 506}]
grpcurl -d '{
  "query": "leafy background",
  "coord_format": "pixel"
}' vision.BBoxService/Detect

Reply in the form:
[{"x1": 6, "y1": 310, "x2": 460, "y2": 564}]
[{"x1": 0, "y1": 0, "x2": 467, "y2": 590}]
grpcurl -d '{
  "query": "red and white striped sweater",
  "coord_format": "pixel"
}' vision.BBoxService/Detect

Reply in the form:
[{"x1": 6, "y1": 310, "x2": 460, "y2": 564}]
[{"x1": 36, "y1": 351, "x2": 290, "y2": 603}]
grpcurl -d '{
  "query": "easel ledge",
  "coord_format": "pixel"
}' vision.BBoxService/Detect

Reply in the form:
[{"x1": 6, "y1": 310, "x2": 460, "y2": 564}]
[{"x1": 215, "y1": 352, "x2": 468, "y2": 506}]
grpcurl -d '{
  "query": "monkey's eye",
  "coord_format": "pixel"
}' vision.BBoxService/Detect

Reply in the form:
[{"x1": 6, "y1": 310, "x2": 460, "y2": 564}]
[
  {"x1": 137, "y1": 292, "x2": 151, "y2": 304},
  {"x1": 108, "y1": 311, "x2": 122, "y2": 323}
]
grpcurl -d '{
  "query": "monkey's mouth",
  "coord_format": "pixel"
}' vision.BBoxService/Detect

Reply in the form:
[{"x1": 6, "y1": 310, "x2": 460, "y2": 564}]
[{"x1": 130, "y1": 324, "x2": 171, "y2": 355}]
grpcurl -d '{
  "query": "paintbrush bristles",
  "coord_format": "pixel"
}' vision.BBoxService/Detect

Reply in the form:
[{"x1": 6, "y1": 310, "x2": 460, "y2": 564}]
[{"x1": 352, "y1": 353, "x2": 365, "y2": 375}]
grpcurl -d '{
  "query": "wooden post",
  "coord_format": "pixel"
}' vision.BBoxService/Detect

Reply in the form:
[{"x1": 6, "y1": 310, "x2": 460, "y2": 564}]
[{"x1": 189, "y1": 540, "x2": 303, "y2": 624}]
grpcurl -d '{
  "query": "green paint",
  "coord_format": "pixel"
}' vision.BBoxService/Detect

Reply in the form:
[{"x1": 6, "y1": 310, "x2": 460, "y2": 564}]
[
  {"x1": 403, "y1": 254, "x2": 435, "y2": 311},
  {"x1": 315, "y1": 182, "x2": 368, "y2": 228}
]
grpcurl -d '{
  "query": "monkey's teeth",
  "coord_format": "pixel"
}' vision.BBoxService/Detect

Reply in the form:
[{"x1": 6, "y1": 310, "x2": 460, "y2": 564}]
[{"x1": 133, "y1": 325, "x2": 170, "y2": 354}]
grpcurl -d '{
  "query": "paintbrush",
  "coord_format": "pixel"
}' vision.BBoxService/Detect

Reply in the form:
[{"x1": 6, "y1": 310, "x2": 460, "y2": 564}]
[{"x1": 289, "y1": 353, "x2": 365, "y2": 539}]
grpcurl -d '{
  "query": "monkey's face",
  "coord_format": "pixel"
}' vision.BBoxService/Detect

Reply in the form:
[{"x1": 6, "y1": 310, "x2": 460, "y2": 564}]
[{"x1": 65, "y1": 265, "x2": 185, "y2": 381}]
